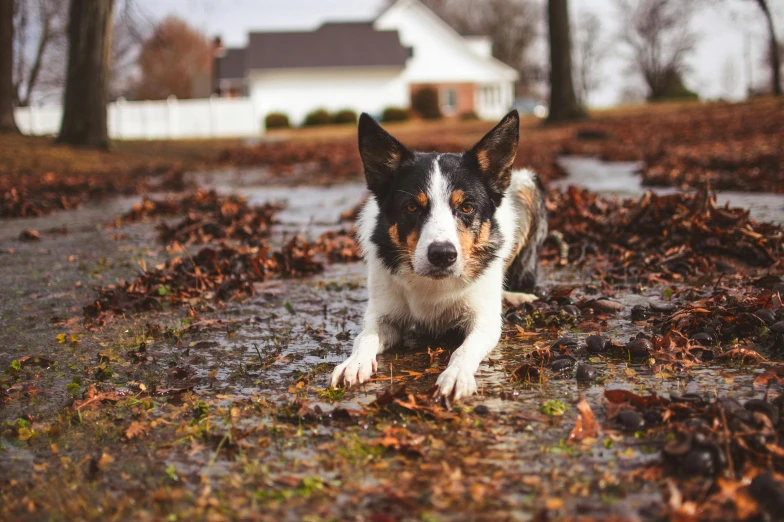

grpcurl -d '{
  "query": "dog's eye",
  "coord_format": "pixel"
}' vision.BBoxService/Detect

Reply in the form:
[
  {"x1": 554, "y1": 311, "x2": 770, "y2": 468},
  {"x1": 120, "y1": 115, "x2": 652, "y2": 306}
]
[
  {"x1": 404, "y1": 202, "x2": 418, "y2": 213},
  {"x1": 460, "y1": 203, "x2": 475, "y2": 214}
]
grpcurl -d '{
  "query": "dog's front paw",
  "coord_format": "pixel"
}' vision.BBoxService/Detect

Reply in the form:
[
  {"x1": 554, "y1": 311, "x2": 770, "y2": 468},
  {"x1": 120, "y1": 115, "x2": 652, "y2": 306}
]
[
  {"x1": 503, "y1": 291, "x2": 539, "y2": 307},
  {"x1": 435, "y1": 365, "x2": 477, "y2": 400},
  {"x1": 330, "y1": 353, "x2": 377, "y2": 388}
]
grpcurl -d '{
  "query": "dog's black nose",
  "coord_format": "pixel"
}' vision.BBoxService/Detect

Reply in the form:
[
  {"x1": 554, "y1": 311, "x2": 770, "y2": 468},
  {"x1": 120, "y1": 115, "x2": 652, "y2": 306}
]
[{"x1": 427, "y1": 242, "x2": 457, "y2": 269}]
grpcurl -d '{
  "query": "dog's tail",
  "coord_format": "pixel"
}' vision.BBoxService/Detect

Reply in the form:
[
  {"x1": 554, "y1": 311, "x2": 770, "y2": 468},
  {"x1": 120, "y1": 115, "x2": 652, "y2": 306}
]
[{"x1": 504, "y1": 169, "x2": 547, "y2": 293}]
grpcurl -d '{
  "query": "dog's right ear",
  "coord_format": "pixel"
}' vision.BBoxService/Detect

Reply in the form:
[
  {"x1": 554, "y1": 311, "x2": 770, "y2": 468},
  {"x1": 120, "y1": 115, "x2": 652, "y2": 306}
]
[{"x1": 358, "y1": 113, "x2": 412, "y2": 195}]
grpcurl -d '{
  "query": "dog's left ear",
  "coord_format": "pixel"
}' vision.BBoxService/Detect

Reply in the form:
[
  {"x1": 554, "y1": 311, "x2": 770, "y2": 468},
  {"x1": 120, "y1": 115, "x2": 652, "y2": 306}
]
[
  {"x1": 358, "y1": 113, "x2": 413, "y2": 195},
  {"x1": 465, "y1": 110, "x2": 519, "y2": 196}
]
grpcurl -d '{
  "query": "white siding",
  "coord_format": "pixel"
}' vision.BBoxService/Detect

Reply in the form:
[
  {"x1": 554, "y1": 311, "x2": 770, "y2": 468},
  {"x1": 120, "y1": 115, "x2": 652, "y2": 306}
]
[
  {"x1": 248, "y1": 67, "x2": 408, "y2": 126},
  {"x1": 376, "y1": 0, "x2": 518, "y2": 120}
]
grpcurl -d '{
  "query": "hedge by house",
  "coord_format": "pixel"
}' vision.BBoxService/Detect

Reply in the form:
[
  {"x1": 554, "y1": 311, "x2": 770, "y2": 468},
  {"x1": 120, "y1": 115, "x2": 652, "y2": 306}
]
[
  {"x1": 412, "y1": 87, "x2": 442, "y2": 119},
  {"x1": 265, "y1": 112, "x2": 290, "y2": 129},
  {"x1": 381, "y1": 107, "x2": 410, "y2": 122},
  {"x1": 302, "y1": 109, "x2": 332, "y2": 126},
  {"x1": 332, "y1": 109, "x2": 358, "y2": 125}
]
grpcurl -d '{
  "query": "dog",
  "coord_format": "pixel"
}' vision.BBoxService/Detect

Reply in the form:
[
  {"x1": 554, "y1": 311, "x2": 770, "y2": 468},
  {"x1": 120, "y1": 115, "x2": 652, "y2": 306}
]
[{"x1": 330, "y1": 110, "x2": 547, "y2": 399}]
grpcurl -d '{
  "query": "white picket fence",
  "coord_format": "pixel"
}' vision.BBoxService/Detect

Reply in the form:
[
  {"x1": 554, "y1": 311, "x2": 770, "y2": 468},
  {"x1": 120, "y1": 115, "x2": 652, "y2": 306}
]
[{"x1": 14, "y1": 96, "x2": 263, "y2": 139}]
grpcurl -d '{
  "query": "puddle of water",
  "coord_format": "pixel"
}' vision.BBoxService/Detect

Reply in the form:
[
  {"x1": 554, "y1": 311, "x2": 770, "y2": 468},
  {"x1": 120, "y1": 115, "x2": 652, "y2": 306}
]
[
  {"x1": 556, "y1": 156, "x2": 784, "y2": 225},
  {"x1": 193, "y1": 169, "x2": 368, "y2": 240}
]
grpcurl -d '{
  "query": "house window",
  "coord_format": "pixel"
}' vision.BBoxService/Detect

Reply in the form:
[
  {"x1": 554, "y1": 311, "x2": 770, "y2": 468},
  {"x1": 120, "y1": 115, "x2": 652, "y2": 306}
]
[
  {"x1": 481, "y1": 85, "x2": 495, "y2": 108},
  {"x1": 441, "y1": 87, "x2": 458, "y2": 113}
]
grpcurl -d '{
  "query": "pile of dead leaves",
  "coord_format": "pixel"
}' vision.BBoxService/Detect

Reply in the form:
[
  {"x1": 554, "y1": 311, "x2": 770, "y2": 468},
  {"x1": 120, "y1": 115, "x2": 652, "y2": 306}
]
[
  {"x1": 84, "y1": 237, "x2": 324, "y2": 325},
  {"x1": 544, "y1": 183, "x2": 783, "y2": 282},
  {"x1": 314, "y1": 228, "x2": 361, "y2": 262},
  {"x1": 87, "y1": 192, "x2": 361, "y2": 324},
  {"x1": 111, "y1": 189, "x2": 281, "y2": 246},
  {"x1": 604, "y1": 388, "x2": 784, "y2": 520},
  {"x1": 1, "y1": 165, "x2": 188, "y2": 219}
]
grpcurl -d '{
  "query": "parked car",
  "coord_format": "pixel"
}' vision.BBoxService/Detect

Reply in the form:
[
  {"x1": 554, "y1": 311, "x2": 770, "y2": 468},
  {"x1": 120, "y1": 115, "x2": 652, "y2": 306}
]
[{"x1": 511, "y1": 97, "x2": 548, "y2": 118}]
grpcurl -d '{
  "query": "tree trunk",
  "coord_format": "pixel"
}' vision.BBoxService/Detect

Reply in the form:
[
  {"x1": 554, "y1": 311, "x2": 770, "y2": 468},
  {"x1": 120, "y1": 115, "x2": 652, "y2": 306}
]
[
  {"x1": 546, "y1": 0, "x2": 585, "y2": 123},
  {"x1": 0, "y1": 0, "x2": 19, "y2": 133},
  {"x1": 57, "y1": 0, "x2": 113, "y2": 149},
  {"x1": 756, "y1": 0, "x2": 782, "y2": 96}
]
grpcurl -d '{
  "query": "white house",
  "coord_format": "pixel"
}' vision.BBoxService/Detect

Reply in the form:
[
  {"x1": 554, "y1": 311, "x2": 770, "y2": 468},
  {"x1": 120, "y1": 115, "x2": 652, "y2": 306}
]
[{"x1": 214, "y1": 0, "x2": 519, "y2": 126}]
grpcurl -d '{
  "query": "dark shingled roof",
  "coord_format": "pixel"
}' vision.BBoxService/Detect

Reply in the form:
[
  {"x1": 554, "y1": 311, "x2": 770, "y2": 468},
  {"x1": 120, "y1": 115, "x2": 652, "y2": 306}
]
[
  {"x1": 215, "y1": 22, "x2": 409, "y2": 80},
  {"x1": 215, "y1": 48, "x2": 246, "y2": 80}
]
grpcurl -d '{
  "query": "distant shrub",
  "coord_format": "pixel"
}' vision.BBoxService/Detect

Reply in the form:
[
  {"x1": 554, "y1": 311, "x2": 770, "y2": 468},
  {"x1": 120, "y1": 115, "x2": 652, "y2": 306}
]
[
  {"x1": 303, "y1": 109, "x2": 332, "y2": 126},
  {"x1": 332, "y1": 109, "x2": 358, "y2": 125},
  {"x1": 265, "y1": 112, "x2": 290, "y2": 129},
  {"x1": 460, "y1": 111, "x2": 479, "y2": 121},
  {"x1": 411, "y1": 87, "x2": 442, "y2": 119},
  {"x1": 381, "y1": 107, "x2": 410, "y2": 122}
]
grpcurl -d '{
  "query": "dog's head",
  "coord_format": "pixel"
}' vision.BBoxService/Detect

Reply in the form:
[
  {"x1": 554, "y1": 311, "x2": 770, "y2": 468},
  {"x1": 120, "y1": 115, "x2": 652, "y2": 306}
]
[{"x1": 358, "y1": 110, "x2": 519, "y2": 281}]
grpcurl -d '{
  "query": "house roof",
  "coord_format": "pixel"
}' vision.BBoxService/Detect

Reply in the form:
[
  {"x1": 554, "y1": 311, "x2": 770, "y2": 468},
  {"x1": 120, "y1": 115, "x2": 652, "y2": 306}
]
[{"x1": 229, "y1": 22, "x2": 408, "y2": 73}]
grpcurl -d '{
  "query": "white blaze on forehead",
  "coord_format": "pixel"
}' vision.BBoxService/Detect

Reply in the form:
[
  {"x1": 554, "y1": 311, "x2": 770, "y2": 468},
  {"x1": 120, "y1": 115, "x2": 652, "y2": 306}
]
[{"x1": 412, "y1": 156, "x2": 463, "y2": 275}]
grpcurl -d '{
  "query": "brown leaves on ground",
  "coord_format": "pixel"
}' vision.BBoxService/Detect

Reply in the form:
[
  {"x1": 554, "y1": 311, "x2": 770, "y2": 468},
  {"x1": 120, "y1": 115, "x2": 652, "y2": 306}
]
[
  {"x1": 85, "y1": 191, "x2": 360, "y2": 324},
  {"x1": 567, "y1": 397, "x2": 599, "y2": 444},
  {"x1": 315, "y1": 228, "x2": 361, "y2": 262},
  {"x1": 83, "y1": 238, "x2": 323, "y2": 325},
  {"x1": 218, "y1": 131, "x2": 568, "y2": 186},
  {"x1": 372, "y1": 426, "x2": 427, "y2": 457},
  {"x1": 219, "y1": 99, "x2": 784, "y2": 193},
  {"x1": 111, "y1": 189, "x2": 281, "y2": 246},
  {"x1": 1, "y1": 166, "x2": 188, "y2": 218},
  {"x1": 370, "y1": 386, "x2": 457, "y2": 420},
  {"x1": 560, "y1": 98, "x2": 784, "y2": 193},
  {"x1": 3, "y1": 100, "x2": 781, "y2": 221},
  {"x1": 544, "y1": 183, "x2": 783, "y2": 281}
]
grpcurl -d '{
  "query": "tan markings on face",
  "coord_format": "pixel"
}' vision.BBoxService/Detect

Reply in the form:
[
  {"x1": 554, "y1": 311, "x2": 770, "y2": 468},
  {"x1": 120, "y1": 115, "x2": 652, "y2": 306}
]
[
  {"x1": 457, "y1": 219, "x2": 493, "y2": 279},
  {"x1": 415, "y1": 192, "x2": 428, "y2": 207},
  {"x1": 450, "y1": 189, "x2": 465, "y2": 209},
  {"x1": 405, "y1": 230, "x2": 419, "y2": 254},
  {"x1": 390, "y1": 223, "x2": 418, "y2": 268},
  {"x1": 388, "y1": 223, "x2": 401, "y2": 247}
]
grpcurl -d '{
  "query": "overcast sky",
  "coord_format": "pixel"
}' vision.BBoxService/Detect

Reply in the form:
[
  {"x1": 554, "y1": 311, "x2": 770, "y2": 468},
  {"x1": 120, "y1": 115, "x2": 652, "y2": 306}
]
[{"x1": 138, "y1": 0, "x2": 784, "y2": 107}]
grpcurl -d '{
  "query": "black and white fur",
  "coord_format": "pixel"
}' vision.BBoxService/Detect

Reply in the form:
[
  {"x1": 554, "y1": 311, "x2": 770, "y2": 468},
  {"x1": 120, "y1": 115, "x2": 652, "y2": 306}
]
[{"x1": 331, "y1": 110, "x2": 547, "y2": 399}]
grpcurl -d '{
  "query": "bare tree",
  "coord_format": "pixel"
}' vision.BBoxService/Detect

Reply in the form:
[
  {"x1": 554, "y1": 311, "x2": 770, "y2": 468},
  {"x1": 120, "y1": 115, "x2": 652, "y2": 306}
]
[
  {"x1": 12, "y1": 0, "x2": 146, "y2": 106},
  {"x1": 415, "y1": 0, "x2": 540, "y2": 93},
  {"x1": 546, "y1": 0, "x2": 584, "y2": 122},
  {"x1": 1, "y1": 0, "x2": 19, "y2": 132},
  {"x1": 111, "y1": 0, "x2": 148, "y2": 98},
  {"x1": 615, "y1": 0, "x2": 698, "y2": 100},
  {"x1": 574, "y1": 10, "x2": 610, "y2": 105},
  {"x1": 57, "y1": 0, "x2": 114, "y2": 149},
  {"x1": 752, "y1": 0, "x2": 781, "y2": 96},
  {"x1": 13, "y1": 0, "x2": 68, "y2": 107}
]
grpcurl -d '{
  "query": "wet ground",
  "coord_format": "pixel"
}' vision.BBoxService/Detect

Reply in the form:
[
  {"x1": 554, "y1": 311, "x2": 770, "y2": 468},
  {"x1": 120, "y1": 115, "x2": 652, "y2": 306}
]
[
  {"x1": 2, "y1": 159, "x2": 783, "y2": 520},
  {"x1": 555, "y1": 157, "x2": 784, "y2": 225}
]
